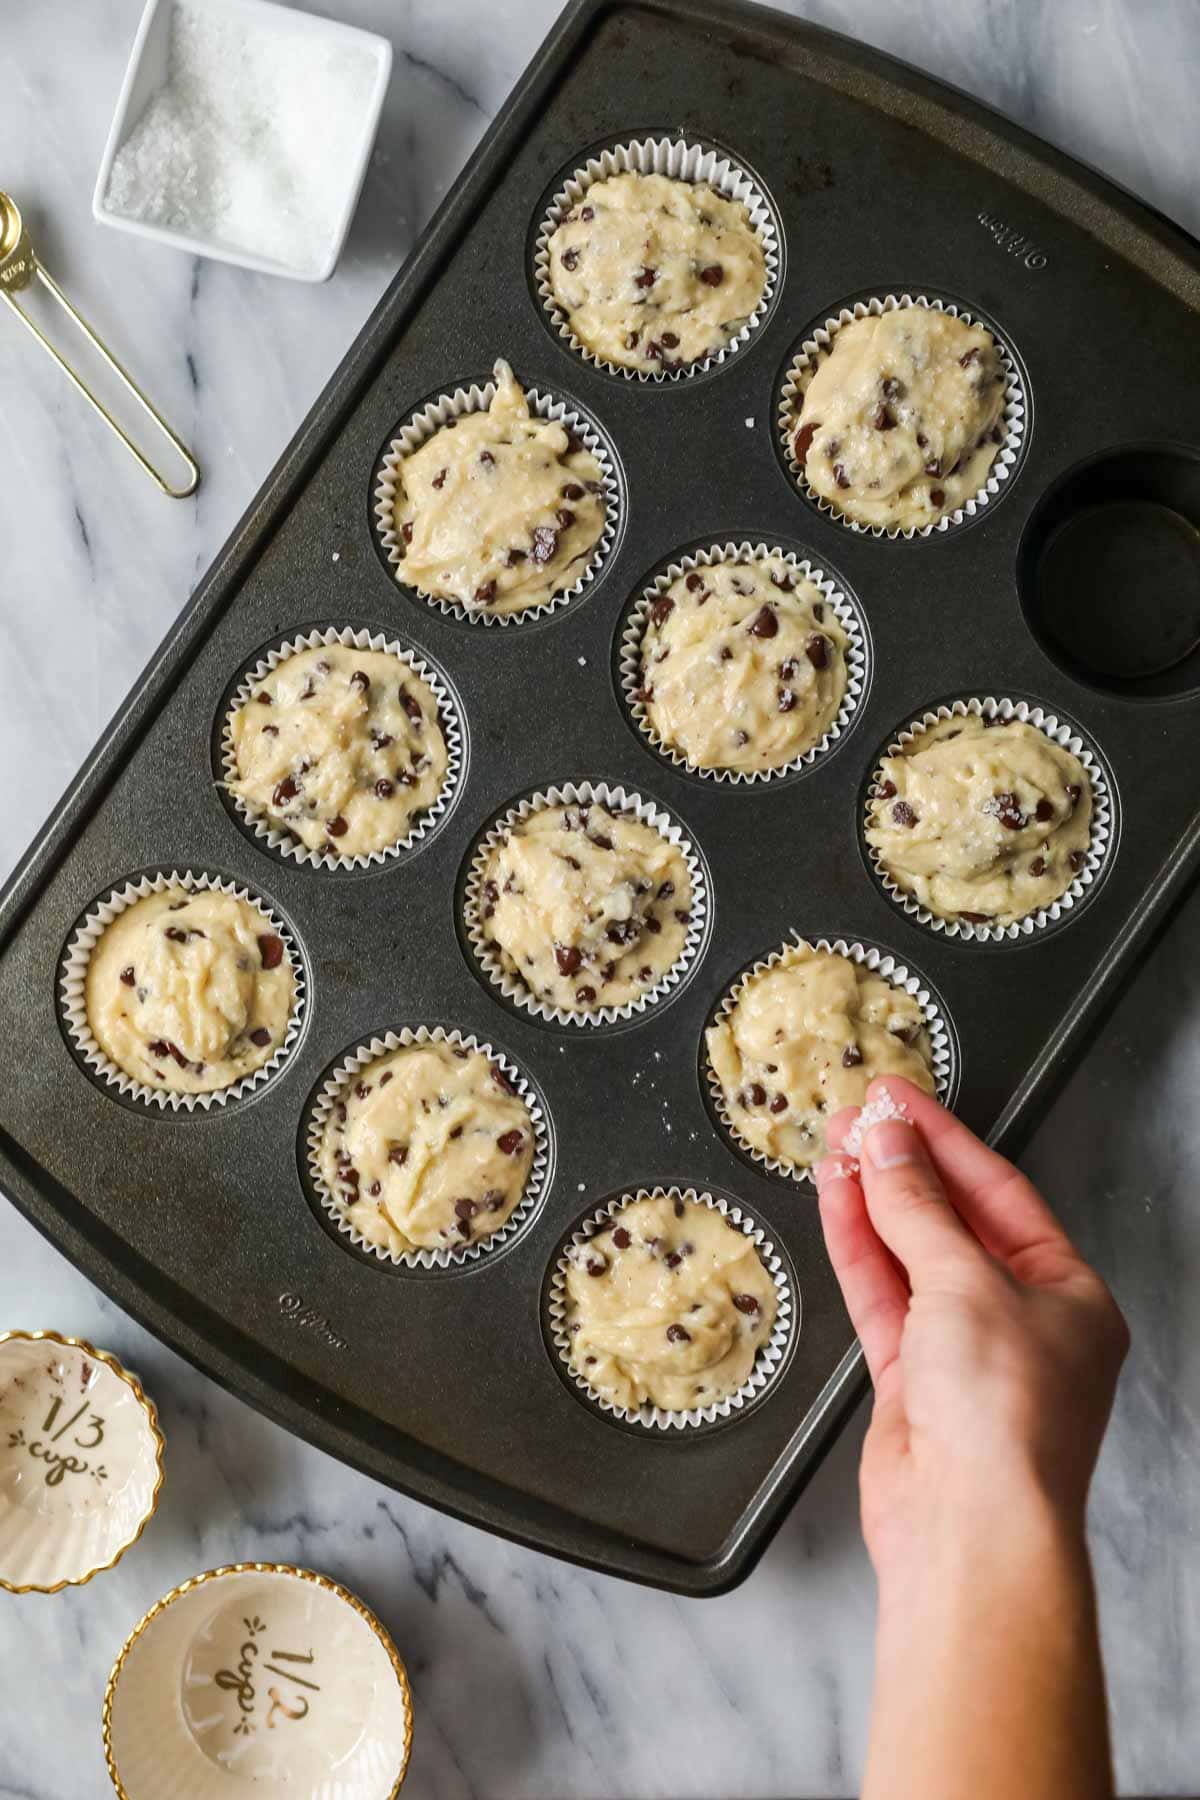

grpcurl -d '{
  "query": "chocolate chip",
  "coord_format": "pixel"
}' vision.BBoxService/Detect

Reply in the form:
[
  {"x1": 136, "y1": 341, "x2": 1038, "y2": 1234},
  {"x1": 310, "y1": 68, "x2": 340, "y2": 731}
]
[
  {"x1": 832, "y1": 462, "x2": 851, "y2": 490},
  {"x1": 661, "y1": 332, "x2": 679, "y2": 349},
  {"x1": 881, "y1": 375, "x2": 904, "y2": 401},
  {"x1": 262, "y1": 724, "x2": 279, "y2": 737},
  {"x1": 575, "y1": 985, "x2": 597, "y2": 1004},
  {"x1": 699, "y1": 263, "x2": 724, "y2": 286},
  {"x1": 873, "y1": 403, "x2": 897, "y2": 431},
  {"x1": 892, "y1": 800, "x2": 917, "y2": 827},
  {"x1": 625, "y1": 330, "x2": 640, "y2": 350},
  {"x1": 665, "y1": 1251, "x2": 683, "y2": 1269},
  {"x1": 258, "y1": 934, "x2": 284, "y2": 969},
  {"x1": 644, "y1": 915, "x2": 662, "y2": 935},
  {"x1": 924, "y1": 459, "x2": 942, "y2": 479},
  {"x1": 770, "y1": 571, "x2": 795, "y2": 592},
  {"x1": 657, "y1": 880, "x2": 675, "y2": 900},
  {"x1": 379, "y1": 1072, "x2": 393, "y2": 1086},
  {"x1": 769, "y1": 1093, "x2": 788, "y2": 1114},
  {"x1": 673, "y1": 1197, "x2": 685, "y2": 1218},
  {"x1": 388, "y1": 1146, "x2": 408, "y2": 1166},
  {"x1": 930, "y1": 487, "x2": 946, "y2": 507},
  {"x1": 375, "y1": 778, "x2": 394, "y2": 799},
  {"x1": 959, "y1": 911, "x2": 991, "y2": 924},
  {"x1": 561, "y1": 247, "x2": 579, "y2": 271},
  {"x1": 531, "y1": 525, "x2": 559, "y2": 563},
  {"x1": 793, "y1": 420, "x2": 819, "y2": 464},
  {"x1": 479, "y1": 449, "x2": 495, "y2": 467},
  {"x1": 991, "y1": 791, "x2": 1025, "y2": 830},
  {"x1": 891, "y1": 1022, "x2": 921, "y2": 1045},
  {"x1": 778, "y1": 688, "x2": 797, "y2": 712},
  {"x1": 842, "y1": 1044, "x2": 863, "y2": 1068},
  {"x1": 354, "y1": 1081, "x2": 370, "y2": 1099},
  {"x1": 328, "y1": 815, "x2": 349, "y2": 837},
  {"x1": 746, "y1": 1082, "x2": 767, "y2": 1106},
  {"x1": 401, "y1": 522, "x2": 413, "y2": 544},
  {"x1": 249, "y1": 1027, "x2": 271, "y2": 1047},
  {"x1": 651, "y1": 595, "x2": 674, "y2": 628},
  {"x1": 454, "y1": 1198, "x2": 478, "y2": 1222},
  {"x1": 805, "y1": 633, "x2": 829, "y2": 670},
  {"x1": 778, "y1": 658, "x2": 799, "y2": 681},
  {"x1": 634, "y1": 265, "x2": 657, "y2": 289},
  {"x1": 1068, "y1": 783, "x2": 1082, "y2": 806},
  {"x1": 1069, "y1": 849, "x2": 1086, "y2": 872},
  {"x1": 611, "y1": 1226, "x2": 632, "y2": 1250},
  {"x1": 432, "y1": 468, "x2": 447, "y2": 489},
  {"x1": 666, "y1": 1323, "x2": 691, "y2": 1343},
  {"x1": 1029, "y1": 856, "x2": 1048, "y2": 877},
  {"x1": 497, "y1": 1129, "x2": 525, "y2": 1156},
  {"x1": 148, "y1": 1040, "x2": 168, "y2": 1058},
  {"x1": 562, "y1": 482, "x2": 585, "y2": 501},
  {"x1": 878, "y1": 779, "x2": 897, "y2": 800},
  {"x1": 484, "y1": 1189, "x2": 505, "y2": 1212},
  {"x1": 474, "y1": 579, "x2": 497, "y2": 605},
  {"x1": 684, "y1": 571, "x2": 706, "y2": 593},
  {"x1": 371, "y1": 730, "x2": 394, "y2": 750},
  {"x1": 1035, "y1": 797, "x2": 1054, "y2": 822},
  {"x1": 119, "y1": 964, "x2": 136, "y2": 988},
  {"x1": 506, "y1": 547, "x2": 527, "y2": 566},
  {"x1": 586, "y1": 1254, "x2": 607, "y2": 1277},
  {"x1": 556, "y1": 508, "x2": 576, "y2": 530},
  {"x1": 555, "y1": 943, "x2": 582, "y2": 976},
  {"x1": 580, "y1": 205, "x2": 594, "y2": 221},
  {"x1": 588, "y1": 832, "x2": 613, "y2": 851},
  {"x1": 748, "y1": 605, "x2": 778, "y2": 639},
  {"x1": 732, "y1": 1293, "x2": 760, "y2": 1316},
  {"x1": 960, "y1": 347, "x2": 981, "y2": 367},
  {"x1": 350, "y1": 670, "x2": 370, "y2": 693},
  {"x1": 492, "y1": 1065, "x2": 517, "y2": 1095},
  {"x1": 273, "y1": 776, "x2": 298, "y2": 806}
]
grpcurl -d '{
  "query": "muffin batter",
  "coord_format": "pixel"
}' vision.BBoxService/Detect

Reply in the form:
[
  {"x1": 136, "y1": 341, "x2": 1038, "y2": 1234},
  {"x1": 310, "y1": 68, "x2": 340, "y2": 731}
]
[
  {"x1": 866, "y1": 714, "x2": 1093, "y2": 926},
  {"x1": 391, "y1": 360, "x2": 606, "y2": 615},
  {"x1": 316, "y1": 1039, "x2": 535, "y2": 1256},
  {"x1": 706, "y1": 945, "x2": 935, "y2": 1170},
  {"x1": 85, "y1": 888, "x2": 295, "y2": 1094},
  {"x1": 563, "y1": 1193, "x2": 777, "y2": 1411},
  {"x1": 228, "y1": 644, "x2": 448, "y2": 858},
  {"x1": 788, "y1": 307, "x2": 1007, "y2": 530},
  {"x1": 638, "y1": 556, "x2": 848, "y2": 772},
  {"x1": 477, "y1": 801, "x2": 692, "y2": 1013},
  {"x1": 546, "y1": 172, "x2": 766, "y2": 373}
]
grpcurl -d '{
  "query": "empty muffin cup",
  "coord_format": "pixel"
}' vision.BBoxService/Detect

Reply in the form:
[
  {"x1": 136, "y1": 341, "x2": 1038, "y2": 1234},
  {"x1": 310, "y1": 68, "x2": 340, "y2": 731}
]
[
  {"x1": 863, "y1": 696, "x2": 1115, "y2": 943},
  {"x1": 533, "y1": 134, "x2": 781, "y2": 382},
  {"x1": 777, "y1": 292, "x2": 1028, "y2": 538},
  {"x1": 617, "y1": 539, "x2": 869, "y2": 782},
  {"x1": 545, "y1": 1186, "x2": 795, "y2": 1431}
]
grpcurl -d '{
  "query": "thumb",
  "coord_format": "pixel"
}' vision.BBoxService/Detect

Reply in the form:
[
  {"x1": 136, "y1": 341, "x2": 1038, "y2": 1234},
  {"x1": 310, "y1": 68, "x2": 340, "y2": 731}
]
[{"x1": 859, "y1": 1094, "x2": 981, "y2": 1289}]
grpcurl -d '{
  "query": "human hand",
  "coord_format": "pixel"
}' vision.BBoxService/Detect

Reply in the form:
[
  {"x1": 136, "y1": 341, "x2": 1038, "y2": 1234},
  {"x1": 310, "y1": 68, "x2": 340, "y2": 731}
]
[{"x1": 814, "y1": 1078, "x2": 1129, "y2": 1588}]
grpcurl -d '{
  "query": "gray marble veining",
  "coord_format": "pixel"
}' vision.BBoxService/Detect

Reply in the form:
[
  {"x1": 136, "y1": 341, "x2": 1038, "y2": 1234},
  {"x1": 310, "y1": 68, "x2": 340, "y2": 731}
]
[{"x1": 1, "y1": 2, "x2": 1198, "y2": 1794}]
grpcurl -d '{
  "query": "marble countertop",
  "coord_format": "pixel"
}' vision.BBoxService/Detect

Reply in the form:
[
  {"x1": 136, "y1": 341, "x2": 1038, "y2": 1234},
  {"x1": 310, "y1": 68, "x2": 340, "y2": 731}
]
[{"x1": 2, "y1": 2, "x2": 1198, "y2": 1794}]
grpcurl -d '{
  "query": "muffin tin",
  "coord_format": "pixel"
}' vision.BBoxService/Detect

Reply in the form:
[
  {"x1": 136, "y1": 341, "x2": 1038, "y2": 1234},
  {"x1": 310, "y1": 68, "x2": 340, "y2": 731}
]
[{"x1": 0, "y1": 0, "x2": 1198, "y2": 1594}]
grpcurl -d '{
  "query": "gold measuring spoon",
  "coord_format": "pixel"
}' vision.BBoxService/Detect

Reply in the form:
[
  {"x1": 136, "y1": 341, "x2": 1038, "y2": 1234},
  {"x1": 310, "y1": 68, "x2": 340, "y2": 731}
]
[{"x1": 0, "y1": 192, "x2": 198, "y2": 498}]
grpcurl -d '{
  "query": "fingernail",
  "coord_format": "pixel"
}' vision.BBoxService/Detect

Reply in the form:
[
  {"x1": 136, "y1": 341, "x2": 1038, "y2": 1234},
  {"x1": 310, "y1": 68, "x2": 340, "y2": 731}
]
[
  {"x1": 815, "y1": 1155, "x2": 859, "y2": 1186},
  {"x1": 866, "y1": 1119, "x2": 920, "y2": 1170}
]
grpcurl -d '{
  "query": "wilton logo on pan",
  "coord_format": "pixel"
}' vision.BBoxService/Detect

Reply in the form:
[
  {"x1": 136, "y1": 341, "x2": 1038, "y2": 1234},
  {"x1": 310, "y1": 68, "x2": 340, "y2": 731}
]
[
  {"x1": 278, "y1": 1292, "x2": 348, "y2": 1351},
  {"x1": 977, "y1": 209, "x2": 1047, "y2": 270}
]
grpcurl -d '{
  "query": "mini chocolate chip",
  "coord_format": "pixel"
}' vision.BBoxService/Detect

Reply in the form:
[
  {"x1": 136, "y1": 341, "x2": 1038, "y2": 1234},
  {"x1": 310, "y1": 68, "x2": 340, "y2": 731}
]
[
  {"x1": 842, "y1": 1044, "x2": 863, "y2": 1068},
  {"x1": 805, "y1": 633, "x2": 829, "y2": 670},
  {"x1": 375, "y1": 778, "x2": 394, "y2": 799},
  {"x1": 625, "y1": 330, "x2": 640, "y2": 350},
  {"x1": 665, "y1": 1251, "x2": 683, "y2": 1270},
  {"x1": 562, "y1": 482, "x2": 585, "y2": 501},
  {"x1": 474, "y1": 579, "x2": 497, "y2": 605},
  {"x1": 589, "y1": 832, "x2": 613, "y2": 851},
  {"x1": 832, "y1": 462, "x2": 851, "y2": 490},
  {"x1": 120, "y1": 965, "x2": 136, "y2": 986},
  {"x1": 930, "y1": 486, "x2": 946, "y2": 507},
  {"x1": 770, "y1": 570, "x2": 795, "y2": 592},
  {"x1": 685, "y1": 572, "x2": 705, "y2": 593},
  {"x1": 580, "y1": 205, "x2": 594, "y2": 221},
  {"x1": 882, "y1": 376, "x2": 904, "y2": 401},
  {"x1": 479, "y1": 449, "x2": 495, "y2": 466},
  {"x1": 733, "y1": 1293, "x2": 760, "y2": 1316},
  {"x1": 673, "y1": 1197, "x2": 685, "y2": 1218},
  {"x1": 561, "y1": 247, "x2": 579, "y2": 271},
  {"x1": 328, "y1": 815, "x2": 349, "y2": 837},
  {"x1": 401, "y1": 522, "x2": 413, "y2": 543},
  {"x1": 651, "y1": 594, "x2": 674, "y2": 627},
  {"x1": 748, "y1": 605, "x2": 778, "y2": 639},
  {"x1": 892, "y1": 799, "x2": 917, "y2": 826},
  {"x1": 354, "y1": 1081, "x2": 371, "y2": 1100},
  {"x1": 661, "y1": 332, "x2": 679, "y2": 349},
  {"x1": 506, "y1": 547, "x2": 527, "y2": 566},
  {"x1": 497, "y1": 1129, "x2": 525, "y2": 1156},
  {"x1": 700, "y1": 262, "x2": 724, "y2": 286},
  {"x1": 586, "y1": 1254, "x2": 608, "y2": 1277},
  {"x1": 634, "y1": 265, "x2": 657, "y2": 289},
  {"x1": 960, "y1": 346, "x2": 981, "y2": 367},
  {"x1": 1069, "y1": 849, "x2": 1086, "y2": 871},
  {"x1": 148, "y1": 1040, "x2": 168, "y2": 1058},
  {"x1": 1029, "y1": 856, "x2": 1048, "y2": 877},
  {"x1": 959, "y1": 911, "x2": 991, "y2": 924},
  {"x1": 273, "y1": 776, "x2": 298, "y2": 806},
  {"x1": 556, "y1": 508, "x2": 576, "y2": 529},
  {"x1": 248, "y1": 1026, "x2": 271, "y2": 1047},
  {"x1": 1068, "y1": 783, "x2": 1082, "y2": 806},
  {"x1": 258, "y1": 934, "x2": 284, "y2": 969},
  {"x1": 769, "y1": 1093, "x2": 788, "y2": 1114},
  {"x1": 611, "y1": 1226, "x2": 632, "y2": 1250},
  {"x1": 746, "y1": 1082, "x2": 767, "y2": 1106},
  {"x1": 388, "y1": 1145, "x2": 408, "y2": 1166},
  {"x1": 878, "y1": 778, "x2": 897, "y2": 800},
  {"x1": 262, "y1": 724, "x2": 279, "y2": 736},
  {"x1": 554, "y1": 944, "x2": 582, "y2": 977},
  {"x1": 778, "y1": 688, "x2": 797, "y2": 712},
  {"x1": 350, "y1": 669, "x2": 370, "y2": 693},
  {"x1": 454, "y1": 1198, "x2": 478, "y2": 1221},
  {"x1": 873, "y1": 403, "x2": 897, "y2": 431},
  {"x1": 1035, "y1": 797, "x2": 1054, "y2": 822},
  {"x1": 666, "y1": 1323, "x2": 691, "y2": 1343},
  {"x1": 432, "y1": 468, "x2": 447, "y2": 489},
  {"x1": 379, "y1": 1072, "x2": 393, "y2": 1086},
  {"x1": 575, "y1": 985, "x2": 597, "y2": 1004},
  {"x1": 991, "y1": 791, "x2": 1025, "y2": 830},
  {"x1": 371, "y1": 730, "x2": 394, "y2": 750}
]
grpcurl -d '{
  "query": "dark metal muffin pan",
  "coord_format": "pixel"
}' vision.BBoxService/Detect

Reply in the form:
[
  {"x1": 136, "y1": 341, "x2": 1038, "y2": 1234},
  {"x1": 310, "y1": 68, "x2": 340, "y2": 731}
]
[{"x1": 2, "y1": 0, "x2": 1199, "y2": 1595}]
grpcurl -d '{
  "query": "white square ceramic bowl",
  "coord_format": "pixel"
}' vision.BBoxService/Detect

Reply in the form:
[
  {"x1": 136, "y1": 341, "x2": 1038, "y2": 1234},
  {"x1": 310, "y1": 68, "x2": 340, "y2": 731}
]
[{"x1": 93, "y1": 0, "x2": 392, "y2": 282}]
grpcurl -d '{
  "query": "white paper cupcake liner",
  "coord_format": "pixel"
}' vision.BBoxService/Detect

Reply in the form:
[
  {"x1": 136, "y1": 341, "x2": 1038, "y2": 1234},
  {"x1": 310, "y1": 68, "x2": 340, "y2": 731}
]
[
  {"x1": 546, "y1": 1186, "x2": 795, "y2": 1431},
  {"x1": 618, "y1": 540, "x2": 869, "y2": 783},
  {"x1": 863, "y1": 695, "x2": 1117, "y2": 943},
  {"x1": 304, "y1": 1025, "x2": 552, "y2": 1270},
  {"x1": 704, "y1": 936, "x2": 959, "y2": 1185},
  {"x1": 532, "y1": 135, "x2": 781, "y2": 382},
  {"x1": 777, "y1": 292, "x2": 1029, "y2": 539},
  {"x1": 218, "y1": 626, "x2": 465, "y2": 871},
  {"x1": 463, "y1": 781, "x2": 710, "y2": 1027},
  {"x1": 58, "y1": 870, "x2": 306, "y2": 1114},
  {"x1": 372, "y1": 368, "x2": 622, "y2": 626}
]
